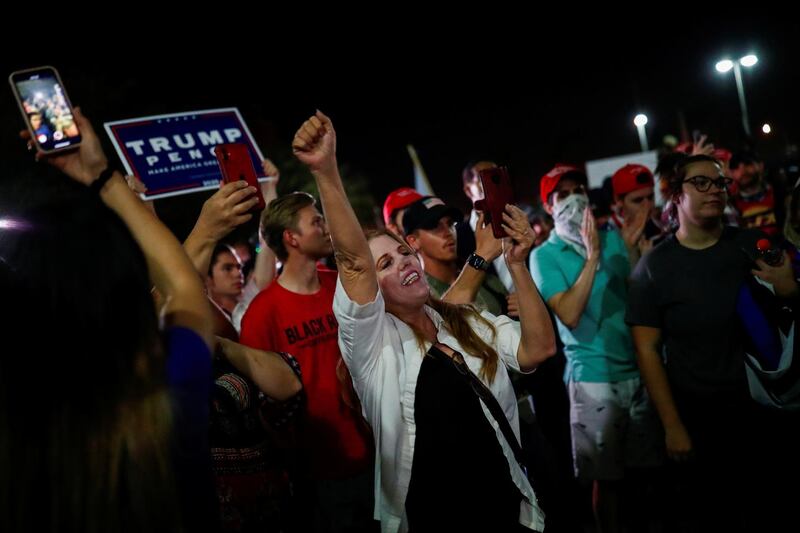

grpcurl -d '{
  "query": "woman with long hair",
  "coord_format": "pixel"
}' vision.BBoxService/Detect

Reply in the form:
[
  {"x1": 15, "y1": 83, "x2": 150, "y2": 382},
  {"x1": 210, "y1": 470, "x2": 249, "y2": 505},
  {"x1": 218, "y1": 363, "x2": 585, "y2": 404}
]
[
  {"x1": 290, "y1": 111, "x2": 556, "y2": 532},
  {"x1": 0, "y1": 109, "x2": 215, "y2": 533}
]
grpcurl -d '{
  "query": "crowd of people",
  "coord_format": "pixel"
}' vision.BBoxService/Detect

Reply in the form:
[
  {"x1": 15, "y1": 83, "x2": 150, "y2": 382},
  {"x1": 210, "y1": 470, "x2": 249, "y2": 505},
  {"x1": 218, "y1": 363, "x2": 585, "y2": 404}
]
[{"x1": 1, "y1": 95, "x2": 799, "y2": 533}]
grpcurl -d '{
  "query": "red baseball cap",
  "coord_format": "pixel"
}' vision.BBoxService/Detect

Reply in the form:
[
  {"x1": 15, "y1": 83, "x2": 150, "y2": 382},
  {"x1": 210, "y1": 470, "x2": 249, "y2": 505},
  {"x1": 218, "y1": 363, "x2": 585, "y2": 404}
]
[
  {"x1": 383, "y1": 187, "x2": 423, "y2": 225},
  {"x1": 539, "y1": 164, "x2": 585, "y2": 204},
  {"x1": 611, "y1": 164, "x2": 654, "y2": 199}
]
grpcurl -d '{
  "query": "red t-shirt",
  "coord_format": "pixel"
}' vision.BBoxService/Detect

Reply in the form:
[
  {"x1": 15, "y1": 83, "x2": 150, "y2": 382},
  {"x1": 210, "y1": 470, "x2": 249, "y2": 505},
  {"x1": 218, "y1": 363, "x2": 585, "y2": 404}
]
[{"x1": 239, "y1": 268, "x2": 371, "y2": 479}]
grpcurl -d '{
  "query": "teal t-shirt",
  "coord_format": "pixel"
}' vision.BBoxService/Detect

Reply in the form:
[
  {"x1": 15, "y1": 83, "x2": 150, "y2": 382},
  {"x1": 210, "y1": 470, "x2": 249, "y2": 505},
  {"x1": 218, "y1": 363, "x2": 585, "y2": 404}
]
[{"x1": 529, "y1": 230, "x2": 638, "y2": 383}]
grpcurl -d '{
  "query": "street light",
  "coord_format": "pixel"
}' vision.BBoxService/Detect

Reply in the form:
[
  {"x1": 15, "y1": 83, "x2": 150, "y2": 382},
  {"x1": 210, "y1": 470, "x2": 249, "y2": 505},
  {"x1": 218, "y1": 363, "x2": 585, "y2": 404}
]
[
  {"x1": 715, "y1": 59, "x2": 734, "y2": 73},
  {"x1": 740, "y1": 55, "x2": 758, "y2": 68},
  {"x1": 762, "y1": 123, "x2": 771, "y2": 134},
  {"x1": 715, "y1": 53, "x2": 758, "y2": 136},
  {"x1": 634, "y1": 114, "x2": 649, "y2": 152}
]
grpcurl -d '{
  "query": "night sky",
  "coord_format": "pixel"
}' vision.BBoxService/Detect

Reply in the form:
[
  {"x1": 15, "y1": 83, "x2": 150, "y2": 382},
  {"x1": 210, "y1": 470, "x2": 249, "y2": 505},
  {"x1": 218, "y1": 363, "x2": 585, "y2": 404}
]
[{"x1": 3, "y1": 19, "x2": 799, "y2": 236}]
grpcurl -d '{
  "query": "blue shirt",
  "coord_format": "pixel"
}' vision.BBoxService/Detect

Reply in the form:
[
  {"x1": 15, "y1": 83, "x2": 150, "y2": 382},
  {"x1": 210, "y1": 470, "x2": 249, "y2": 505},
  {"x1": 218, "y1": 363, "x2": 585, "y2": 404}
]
[
  {"x1": 165, "y1": 326, "x2": 218, "y2": 533},
  {"x1": 529, "y1": 230, "x2": 638, "y2": 383}
]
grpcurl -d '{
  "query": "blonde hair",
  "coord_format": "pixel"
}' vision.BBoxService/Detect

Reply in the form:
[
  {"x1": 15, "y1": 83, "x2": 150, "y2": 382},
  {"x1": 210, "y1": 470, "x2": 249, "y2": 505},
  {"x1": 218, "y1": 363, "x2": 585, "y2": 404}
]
[
  {"x1": 260, "y1": 192, "x2": 315, "y2": 260},
  {"x1": 366, "y1": 230, "x2": 500, "y2": 383}
]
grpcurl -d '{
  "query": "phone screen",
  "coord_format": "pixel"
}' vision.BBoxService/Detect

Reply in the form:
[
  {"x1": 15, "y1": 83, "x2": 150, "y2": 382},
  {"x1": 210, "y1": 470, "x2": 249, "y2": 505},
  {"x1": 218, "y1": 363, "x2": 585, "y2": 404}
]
[{"x1": 10, "y1": 67, "x2": 81, "y2": 153}]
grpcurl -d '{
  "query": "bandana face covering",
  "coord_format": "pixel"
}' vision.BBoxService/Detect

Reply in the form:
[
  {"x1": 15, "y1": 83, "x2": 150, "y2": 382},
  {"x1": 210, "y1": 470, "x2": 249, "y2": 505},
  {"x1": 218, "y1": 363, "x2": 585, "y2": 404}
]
[{"x1": 553, "y1": 193, "x2": 589, "y2": 256}]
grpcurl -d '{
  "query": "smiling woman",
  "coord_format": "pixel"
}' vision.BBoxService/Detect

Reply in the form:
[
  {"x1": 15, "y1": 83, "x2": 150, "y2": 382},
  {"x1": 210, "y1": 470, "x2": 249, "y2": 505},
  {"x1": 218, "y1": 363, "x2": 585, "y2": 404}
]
[{"x1": 290, "y1": 110, "x2": 556, "y2": 532}]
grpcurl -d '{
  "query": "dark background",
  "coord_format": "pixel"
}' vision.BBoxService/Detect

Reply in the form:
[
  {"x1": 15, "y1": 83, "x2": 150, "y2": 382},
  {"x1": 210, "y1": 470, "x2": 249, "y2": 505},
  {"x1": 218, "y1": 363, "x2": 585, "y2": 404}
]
[{"x1": 3, "y1": 18, "x2": 798, "y2": 237}]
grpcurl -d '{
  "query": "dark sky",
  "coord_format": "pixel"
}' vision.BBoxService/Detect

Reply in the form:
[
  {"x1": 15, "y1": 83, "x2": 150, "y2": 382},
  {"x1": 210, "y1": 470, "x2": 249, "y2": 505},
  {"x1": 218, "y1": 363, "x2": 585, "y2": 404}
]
[{"x1": 3, "y1": 19, "x2": 799, "y2": 229}]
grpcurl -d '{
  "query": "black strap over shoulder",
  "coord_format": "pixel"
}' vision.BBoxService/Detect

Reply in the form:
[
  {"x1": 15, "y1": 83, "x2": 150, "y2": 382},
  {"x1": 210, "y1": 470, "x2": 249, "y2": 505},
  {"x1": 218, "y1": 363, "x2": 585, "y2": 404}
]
[{"x1": 426, "y1": 345, "x2": 527, "y2": 473}]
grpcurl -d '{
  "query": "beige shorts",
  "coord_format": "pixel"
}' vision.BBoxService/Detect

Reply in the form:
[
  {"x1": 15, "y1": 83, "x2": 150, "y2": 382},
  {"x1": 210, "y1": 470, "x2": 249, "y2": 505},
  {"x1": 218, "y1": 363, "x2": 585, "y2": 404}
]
[{"x1": 569, "y1": 377, "x2": 664, "y2": 481}]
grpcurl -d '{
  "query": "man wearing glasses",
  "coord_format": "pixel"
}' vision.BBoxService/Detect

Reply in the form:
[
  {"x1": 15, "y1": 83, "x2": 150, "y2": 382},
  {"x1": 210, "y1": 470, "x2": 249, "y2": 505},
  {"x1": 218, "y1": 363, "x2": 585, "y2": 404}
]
[{"x1": 529, "y1": 165, "x2": 663, "y2": 533}]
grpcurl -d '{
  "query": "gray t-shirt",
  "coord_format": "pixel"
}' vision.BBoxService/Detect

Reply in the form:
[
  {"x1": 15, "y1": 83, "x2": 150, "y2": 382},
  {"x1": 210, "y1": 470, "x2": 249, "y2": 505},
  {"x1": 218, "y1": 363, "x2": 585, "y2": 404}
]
[{"x1": 625, "y1": 227, "x2": 762, "y2": 399}]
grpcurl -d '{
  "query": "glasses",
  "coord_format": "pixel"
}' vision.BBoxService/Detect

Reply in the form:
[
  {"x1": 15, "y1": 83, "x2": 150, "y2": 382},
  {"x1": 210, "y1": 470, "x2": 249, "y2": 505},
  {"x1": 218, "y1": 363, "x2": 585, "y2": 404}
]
[
  {"x1": 682, "y1": 175, "x2": 733, "y2": 192},
  {"x1": 555, "y1": 184, "x2": 587, "y2": 200}
]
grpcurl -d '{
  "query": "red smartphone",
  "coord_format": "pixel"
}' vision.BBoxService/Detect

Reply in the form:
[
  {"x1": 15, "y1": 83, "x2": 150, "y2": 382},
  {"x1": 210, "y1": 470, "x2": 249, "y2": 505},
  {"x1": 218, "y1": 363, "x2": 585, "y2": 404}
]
[
  {"x1": 475, "y1": 166, "x2": 515, "y2": 238},
  {"x1": 9, "y1": 66, "x2": 82, "y2": 154},
  {"x1": 214, "y1": 143, "x2": 266, "y2": 212}
]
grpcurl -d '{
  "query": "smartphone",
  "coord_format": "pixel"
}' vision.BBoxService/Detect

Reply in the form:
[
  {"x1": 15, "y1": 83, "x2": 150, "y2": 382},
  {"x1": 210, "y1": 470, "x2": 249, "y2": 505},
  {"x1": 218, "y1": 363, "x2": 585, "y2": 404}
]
[
  {"x1": 9, "y1": 66, "x2": 81, "y2": 154},
  {"x1": 475, "y1": 166, "x2": 515, "y2": 239},
  {"x1": 214, "y1": 143, "x2": 266, "y2": 212}
]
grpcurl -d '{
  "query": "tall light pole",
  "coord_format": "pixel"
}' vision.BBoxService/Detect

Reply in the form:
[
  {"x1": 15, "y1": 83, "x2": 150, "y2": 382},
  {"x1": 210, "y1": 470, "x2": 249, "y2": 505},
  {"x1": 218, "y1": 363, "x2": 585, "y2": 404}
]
[
  {"x1": 634, "y1": 114, "x2": 649, "y2": 152},
  {"x1": 716, "y1": 54, "x2": 758, "y2": 136}
]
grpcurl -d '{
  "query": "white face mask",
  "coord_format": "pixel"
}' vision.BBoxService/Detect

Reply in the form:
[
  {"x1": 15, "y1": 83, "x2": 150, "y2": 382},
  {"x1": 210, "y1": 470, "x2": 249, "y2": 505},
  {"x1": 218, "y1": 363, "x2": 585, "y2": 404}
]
[{"x1": 553, "y1": 193, "x2": 588, "y2": 250}]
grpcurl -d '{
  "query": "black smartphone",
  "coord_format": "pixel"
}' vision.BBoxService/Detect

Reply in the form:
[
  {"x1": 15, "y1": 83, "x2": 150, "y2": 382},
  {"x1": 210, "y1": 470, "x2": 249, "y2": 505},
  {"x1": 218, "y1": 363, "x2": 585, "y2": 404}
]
[{"x1": 9, "y1": 66, "x2": 81, "y2": 154}]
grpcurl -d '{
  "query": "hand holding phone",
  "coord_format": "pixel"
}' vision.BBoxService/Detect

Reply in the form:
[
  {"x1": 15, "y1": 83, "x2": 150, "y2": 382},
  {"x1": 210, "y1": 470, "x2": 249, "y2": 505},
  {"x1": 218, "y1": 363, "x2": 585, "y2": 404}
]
[
  {"x1": 214, "y1": 144, "x2": 266, "y2": 212},
  {"x1": 19, "y1": 106, "x2": 108, "y2": 187},
  {"x1": 9, "y1": 66, "x2": 81, "y2": 154}
]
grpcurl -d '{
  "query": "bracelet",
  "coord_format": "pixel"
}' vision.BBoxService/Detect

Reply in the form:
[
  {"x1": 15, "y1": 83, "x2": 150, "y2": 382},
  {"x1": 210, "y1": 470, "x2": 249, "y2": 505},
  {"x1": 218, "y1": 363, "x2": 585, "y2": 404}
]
[{"x1": 89, "y1": 167, "x2": 116, "y2": 194}]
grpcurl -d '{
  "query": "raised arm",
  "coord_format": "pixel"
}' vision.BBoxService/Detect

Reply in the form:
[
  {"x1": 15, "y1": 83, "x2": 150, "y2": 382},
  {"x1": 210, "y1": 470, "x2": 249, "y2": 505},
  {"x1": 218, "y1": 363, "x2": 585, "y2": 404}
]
[
  {"x1": 31, "y1": 108, "x2": 214, "y2": 348},
  {"x1": 291, "y1": 111, "x2": 377, "y2": 304},
  {"x1": 183, "y1": 181, "x2": 259, "y2": 277},
  {"x1": 249, "y1": 159, "x2": 282, "y2": 290},
  {"x1": 501, "y1": 205, "x2": 557, "y2": 371}
]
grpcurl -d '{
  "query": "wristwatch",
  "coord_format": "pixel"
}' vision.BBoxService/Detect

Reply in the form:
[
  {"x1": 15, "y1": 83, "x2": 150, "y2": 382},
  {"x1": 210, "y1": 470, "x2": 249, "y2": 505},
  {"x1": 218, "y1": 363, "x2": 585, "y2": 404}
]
[{"x1": 467, "y1": 252, "x2": 490, "y2": 271}]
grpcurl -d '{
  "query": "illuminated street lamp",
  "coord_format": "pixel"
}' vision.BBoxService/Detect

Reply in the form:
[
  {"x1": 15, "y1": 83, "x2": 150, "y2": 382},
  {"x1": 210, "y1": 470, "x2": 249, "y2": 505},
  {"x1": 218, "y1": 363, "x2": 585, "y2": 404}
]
[
  {"x1": 634, "y1": 114, "x2": 649, "y2": 152},
  {"x1": 715, "y1": 54, "x2": 758, "y2": 136}
]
